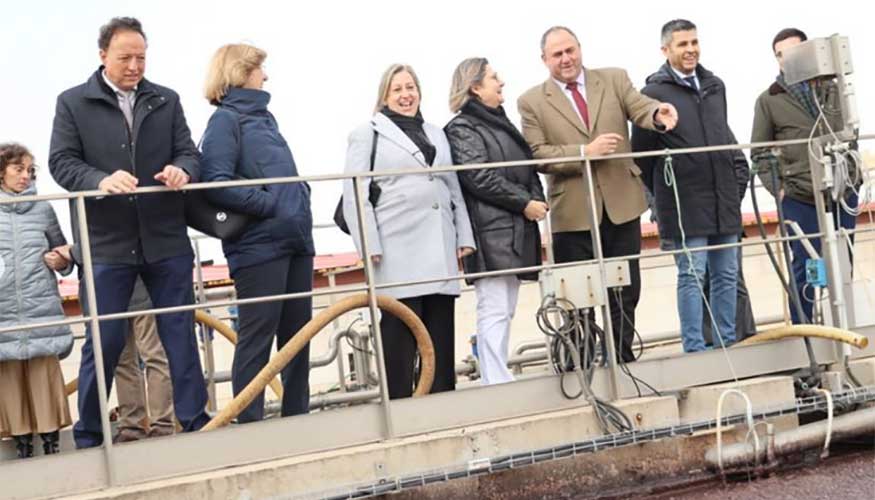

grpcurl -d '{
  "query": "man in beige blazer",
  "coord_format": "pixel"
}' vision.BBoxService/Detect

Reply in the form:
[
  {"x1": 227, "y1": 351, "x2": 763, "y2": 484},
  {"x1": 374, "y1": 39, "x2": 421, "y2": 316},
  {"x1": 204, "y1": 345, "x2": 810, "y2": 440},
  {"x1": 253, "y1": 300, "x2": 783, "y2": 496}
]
[{"x1": 518, "y1": 26, "x2": 677, "y2": 362}]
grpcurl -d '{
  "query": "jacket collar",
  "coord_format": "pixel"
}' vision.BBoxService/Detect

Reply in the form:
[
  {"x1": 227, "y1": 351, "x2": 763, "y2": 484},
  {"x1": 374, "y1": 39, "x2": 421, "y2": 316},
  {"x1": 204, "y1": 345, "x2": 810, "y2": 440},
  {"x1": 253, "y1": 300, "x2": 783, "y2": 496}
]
[
  {"x1": 219, "y1": 87, "x2": 271, "y2": 115},
  {"x1": 542, "y1": 68, "x2": 604, "y2": 137},
  {"x1": 0, "y1": 185, "x2": 37, "y2": 214},
  {"x1": 84, "y1": 66, "x2": 159, "y2": 105},
  {"x1": 646, "y1": 62, "x2": 719, "y2": 92},
  {"x1": 371, "y1": 112, "x2": 436, "y2": 167}
]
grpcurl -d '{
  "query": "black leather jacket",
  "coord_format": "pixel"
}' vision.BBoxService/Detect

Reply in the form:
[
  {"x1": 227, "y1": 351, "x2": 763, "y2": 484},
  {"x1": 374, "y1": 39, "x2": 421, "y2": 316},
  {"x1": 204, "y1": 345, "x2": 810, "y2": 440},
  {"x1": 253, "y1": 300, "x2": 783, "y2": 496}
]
[{"x1": 445, "y1": 99, "x2": 544, "y2": 281}]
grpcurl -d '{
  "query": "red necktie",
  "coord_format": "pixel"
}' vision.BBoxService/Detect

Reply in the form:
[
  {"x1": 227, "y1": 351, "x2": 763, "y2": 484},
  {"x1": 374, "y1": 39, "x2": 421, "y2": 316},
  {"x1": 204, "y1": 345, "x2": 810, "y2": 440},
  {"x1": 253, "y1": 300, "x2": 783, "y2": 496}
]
[{"x1": 566, "y1": 82, "x2": 590, "y2": 129}]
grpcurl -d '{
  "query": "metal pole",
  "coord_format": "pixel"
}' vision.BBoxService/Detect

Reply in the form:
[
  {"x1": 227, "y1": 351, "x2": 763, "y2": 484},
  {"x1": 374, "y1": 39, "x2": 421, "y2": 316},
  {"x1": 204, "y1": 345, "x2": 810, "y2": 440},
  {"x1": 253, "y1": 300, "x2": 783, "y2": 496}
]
[
  {"x1": 809, "y1": 139, "x2": 850, "y2": 332},
  {"x1": 328, "y1": 271, "x2": 348, "y2": 392},
  {"x1": 193, "y1": 239, "x2": 218, "y2": 412},
  {"x1": 351, "y1": 176, "x2": 395, "y2": 437},
  {"x1": 75, "y1": 195, "x2": 117, "y2": 485},
  {"x1": 582, "y1": 158, "x2": 621, "y2": 400}
]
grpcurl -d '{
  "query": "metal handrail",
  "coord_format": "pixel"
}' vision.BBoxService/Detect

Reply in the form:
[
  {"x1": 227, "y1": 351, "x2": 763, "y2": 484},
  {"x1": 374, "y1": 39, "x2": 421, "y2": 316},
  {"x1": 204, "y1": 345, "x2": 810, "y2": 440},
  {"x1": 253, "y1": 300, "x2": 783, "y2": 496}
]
[{"x1": 2, "y1": 134, "x2": 872, "y2": 206}]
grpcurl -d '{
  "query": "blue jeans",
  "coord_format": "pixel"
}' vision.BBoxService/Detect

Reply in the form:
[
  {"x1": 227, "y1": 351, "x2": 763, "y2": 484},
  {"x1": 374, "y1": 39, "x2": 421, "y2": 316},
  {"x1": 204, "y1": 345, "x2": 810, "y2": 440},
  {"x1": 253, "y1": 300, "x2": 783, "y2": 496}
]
[
  {"x1": 75, "y1": 255, "x2": 209, "y2": 448},
  {"x1": 781, "y1": 194, "x2": 857, "y2": 324},
  {"x1": 666, "y1": 234, "x2": 738, "y2": 352}
]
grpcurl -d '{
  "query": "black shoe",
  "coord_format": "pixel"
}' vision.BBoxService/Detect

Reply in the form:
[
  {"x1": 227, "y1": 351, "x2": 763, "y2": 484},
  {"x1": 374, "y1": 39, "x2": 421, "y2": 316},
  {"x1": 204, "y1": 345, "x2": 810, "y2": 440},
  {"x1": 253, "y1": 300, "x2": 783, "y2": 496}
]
[
  {"x1": 13, "y1": 435, "x2": 34, "y2": 459},
  {"x1": 40, "y1": 431, "x2": 60, "y2": 455}
]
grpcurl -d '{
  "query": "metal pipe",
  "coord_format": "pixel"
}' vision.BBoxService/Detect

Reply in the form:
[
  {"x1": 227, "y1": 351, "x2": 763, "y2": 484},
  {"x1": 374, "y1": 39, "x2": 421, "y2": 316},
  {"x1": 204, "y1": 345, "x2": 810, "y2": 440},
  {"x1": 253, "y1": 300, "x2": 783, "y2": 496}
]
[
  {"x1": 74, "y1": 195, "x2": 117, "y2": 485},
  {"x1": 265, "y1": 389, "x2": 381, "y2": 413},
  {"x1": 705, "y1": 405, "x2": 875, "y2": 469},
  {"x1": 514, "y1": 340, "x2": 547, "y2": 356},
  {"x1": 455, "y1": 351, "x2": 552, "y2": 377},
  {"x1": 194, "y1": 239, "x2": 218, "y2": 412}
]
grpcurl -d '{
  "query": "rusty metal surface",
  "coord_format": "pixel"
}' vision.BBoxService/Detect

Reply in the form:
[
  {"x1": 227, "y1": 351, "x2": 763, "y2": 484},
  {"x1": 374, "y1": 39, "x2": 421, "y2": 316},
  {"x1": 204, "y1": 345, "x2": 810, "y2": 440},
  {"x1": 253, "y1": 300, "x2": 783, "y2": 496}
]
[{"x1": 623, "y1": 449, "x2": 875, "y2": 500}]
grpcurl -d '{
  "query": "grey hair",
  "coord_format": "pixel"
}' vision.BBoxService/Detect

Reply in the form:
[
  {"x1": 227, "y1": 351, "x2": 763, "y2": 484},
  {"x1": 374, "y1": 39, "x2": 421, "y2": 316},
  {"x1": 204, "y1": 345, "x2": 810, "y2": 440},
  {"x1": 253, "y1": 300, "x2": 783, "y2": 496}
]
[
  {"x1": 660, "y1": 19, "x2": 697, "y2": 46},
  {"x1": 448, "y1": 57, "x2": 489, "y2": 113},
  {"x1": 540, "y1": 26, "x2": 579, "y2": 53},
  {"x1": 374, "y1": 63, "x2": 421, "y2": 113}
]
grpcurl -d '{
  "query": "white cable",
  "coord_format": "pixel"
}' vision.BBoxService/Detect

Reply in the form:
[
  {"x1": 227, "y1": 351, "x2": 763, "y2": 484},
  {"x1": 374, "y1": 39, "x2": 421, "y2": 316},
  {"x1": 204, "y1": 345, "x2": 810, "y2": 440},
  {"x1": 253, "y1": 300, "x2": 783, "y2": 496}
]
[
  {"x1": 815, "y1": 388, "x2": 834, "y2": 459},
  {"x1": 715, "y1": 388, "x2": 759, "y2": 475}
]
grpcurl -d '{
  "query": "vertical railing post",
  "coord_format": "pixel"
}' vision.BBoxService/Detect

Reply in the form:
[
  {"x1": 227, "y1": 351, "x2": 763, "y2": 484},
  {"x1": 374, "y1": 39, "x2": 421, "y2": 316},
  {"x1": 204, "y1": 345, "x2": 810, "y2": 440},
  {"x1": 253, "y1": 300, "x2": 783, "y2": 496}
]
[
  {"x1": 582, "y1": 158, "x2": 621, "y2": 400},
  {"x1": 351, "y1": 175, "x2": 395, "y2": 437},
  {"x1": 539, "y1": 205, "x2": 557, "y2": 369},
  {"x1": 75, "y1": 195, "x2": 117, "y2": 485},
  {"x1": 193, "y1": 238, "x2": 218, "y2": 412}
]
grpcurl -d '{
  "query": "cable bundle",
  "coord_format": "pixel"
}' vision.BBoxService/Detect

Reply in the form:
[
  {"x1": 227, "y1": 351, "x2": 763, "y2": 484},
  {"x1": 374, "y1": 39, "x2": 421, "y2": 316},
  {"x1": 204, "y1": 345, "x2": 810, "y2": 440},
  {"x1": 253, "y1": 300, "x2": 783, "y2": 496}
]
[{"x1": 536, "y1": 295, "x2": 633, "y2": 434}]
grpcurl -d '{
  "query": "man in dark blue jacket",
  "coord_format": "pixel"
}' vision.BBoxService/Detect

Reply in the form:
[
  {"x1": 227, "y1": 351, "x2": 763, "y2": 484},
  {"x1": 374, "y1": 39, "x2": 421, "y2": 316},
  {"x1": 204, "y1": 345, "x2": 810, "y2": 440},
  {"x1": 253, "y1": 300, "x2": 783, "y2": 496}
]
[
  {"x1": 631, "y1": 19, "x2": 749, "y2": 353},
  {"x1": 49, "y1": 17, "x2": 209, "y2": 447}
]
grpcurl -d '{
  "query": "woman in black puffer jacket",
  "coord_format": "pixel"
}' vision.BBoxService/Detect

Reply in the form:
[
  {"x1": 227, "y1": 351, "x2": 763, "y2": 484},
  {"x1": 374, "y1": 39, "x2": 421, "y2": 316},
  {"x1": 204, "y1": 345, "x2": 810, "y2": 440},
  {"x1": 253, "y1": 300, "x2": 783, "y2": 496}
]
[{"x1": 444, "y1": 58, "x2": 547, "y2": 386}]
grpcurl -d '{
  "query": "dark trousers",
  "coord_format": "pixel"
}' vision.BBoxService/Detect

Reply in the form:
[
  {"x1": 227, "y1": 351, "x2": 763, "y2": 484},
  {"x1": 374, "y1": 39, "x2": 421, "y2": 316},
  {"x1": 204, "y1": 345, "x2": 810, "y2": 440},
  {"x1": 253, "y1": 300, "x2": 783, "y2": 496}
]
[
  {"x1": 703, "y1": 235, "x2": 757, "y2": 345},
  {"x1": 74, "y1": 254, "x2": 209, "y2": 448},
  {"x1": 380, "y1": 294, "x2": 456, "y2": 399},
  {"x1": 552, "y1": 217, "x2": 641, "y2": 363},
  {"x1": 232, "y1": 255, "x2": 313, "y2": 423},
  {"x1": 782, "y1": 195, "x2": 857, "y2": 324}
]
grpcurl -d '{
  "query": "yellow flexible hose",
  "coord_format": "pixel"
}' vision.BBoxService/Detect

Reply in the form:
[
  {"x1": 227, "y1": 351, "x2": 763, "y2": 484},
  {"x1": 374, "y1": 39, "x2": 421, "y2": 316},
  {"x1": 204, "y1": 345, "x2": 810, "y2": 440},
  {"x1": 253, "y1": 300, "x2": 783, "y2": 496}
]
[
  {"x1": 738, "y1": 324, "x2": 869, "y2": 349},
  {"x1": 63, "y1": 311, "x2": 285, "y2": 399},
  {"x1": 201, "y1": 294, "x2": 435, "y2": 431},
  {"x1": 195, "y1": 309, "x2": 284, "y2": 399}
]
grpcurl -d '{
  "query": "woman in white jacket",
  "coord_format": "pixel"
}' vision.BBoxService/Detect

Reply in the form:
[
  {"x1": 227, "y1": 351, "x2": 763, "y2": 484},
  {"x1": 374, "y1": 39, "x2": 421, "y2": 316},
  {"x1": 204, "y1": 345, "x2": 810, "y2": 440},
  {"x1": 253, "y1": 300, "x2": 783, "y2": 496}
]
[{"x1": 343, "y1": 64, "x2": 475, "y2": 399}]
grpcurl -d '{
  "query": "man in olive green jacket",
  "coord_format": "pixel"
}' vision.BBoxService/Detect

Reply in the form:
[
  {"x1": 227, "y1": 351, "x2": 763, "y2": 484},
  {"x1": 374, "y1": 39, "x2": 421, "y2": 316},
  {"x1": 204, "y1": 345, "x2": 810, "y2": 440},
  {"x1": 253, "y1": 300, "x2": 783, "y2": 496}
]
[{"x1": 750, "y1": 27, "x2": 857, "y2": 324}]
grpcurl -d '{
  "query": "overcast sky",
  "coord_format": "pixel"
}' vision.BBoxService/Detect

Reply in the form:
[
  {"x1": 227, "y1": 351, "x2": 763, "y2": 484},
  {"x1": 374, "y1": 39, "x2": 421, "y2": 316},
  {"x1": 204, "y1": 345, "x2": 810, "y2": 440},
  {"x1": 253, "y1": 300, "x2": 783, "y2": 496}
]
[{"x1": 1, "y1": 0, "x2": 870, "y2": 262}]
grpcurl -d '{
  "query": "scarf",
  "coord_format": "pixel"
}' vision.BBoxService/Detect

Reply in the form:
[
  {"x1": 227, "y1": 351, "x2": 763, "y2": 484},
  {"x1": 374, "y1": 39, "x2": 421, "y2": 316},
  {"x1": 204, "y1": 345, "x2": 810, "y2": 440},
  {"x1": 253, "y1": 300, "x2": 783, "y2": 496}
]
[
  {"x1": 776, "y1": 73, "x2": 819, "y2": 119},
  {"x1": 460, "y1": 99, "x2": 533, "y2": 159},
  {"x1": 381, "y1": 107, "x2": 437, "y2": 165}
]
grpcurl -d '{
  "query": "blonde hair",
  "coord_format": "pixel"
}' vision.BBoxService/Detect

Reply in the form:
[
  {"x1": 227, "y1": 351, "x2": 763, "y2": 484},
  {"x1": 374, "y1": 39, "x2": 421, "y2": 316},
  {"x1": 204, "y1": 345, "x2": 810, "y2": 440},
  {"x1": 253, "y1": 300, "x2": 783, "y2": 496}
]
[
  {"x1": 374, "y1": 64, "x2": 421, "y2": 113},
  {"x1": 204, "y1": 44, "x2": 267, "y2": 105},
  {"x1": 448, "y1": 57, "x2": 489, "y2": 113}
]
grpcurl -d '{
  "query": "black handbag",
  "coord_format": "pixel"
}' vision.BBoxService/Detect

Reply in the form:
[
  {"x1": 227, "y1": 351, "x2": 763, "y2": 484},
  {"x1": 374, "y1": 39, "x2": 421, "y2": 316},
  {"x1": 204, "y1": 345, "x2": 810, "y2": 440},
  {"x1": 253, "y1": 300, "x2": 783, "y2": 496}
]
[
  {"x1": 334, "y1": 130, "x2": 380, "y2": 234},
  {"x1": 186, "y1": 110, "x2": 253, "y2": 240},
  {"x1": 184, "y1": 190, "x2": 252, "y2": 240}
]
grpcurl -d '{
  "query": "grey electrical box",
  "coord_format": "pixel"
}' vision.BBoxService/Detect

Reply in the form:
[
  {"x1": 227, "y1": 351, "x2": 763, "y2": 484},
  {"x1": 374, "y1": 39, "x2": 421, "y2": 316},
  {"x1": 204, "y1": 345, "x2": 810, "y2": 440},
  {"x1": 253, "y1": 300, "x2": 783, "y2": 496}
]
[{"x1": 783, "y1": 35, "x2": 852, "y2": 85}]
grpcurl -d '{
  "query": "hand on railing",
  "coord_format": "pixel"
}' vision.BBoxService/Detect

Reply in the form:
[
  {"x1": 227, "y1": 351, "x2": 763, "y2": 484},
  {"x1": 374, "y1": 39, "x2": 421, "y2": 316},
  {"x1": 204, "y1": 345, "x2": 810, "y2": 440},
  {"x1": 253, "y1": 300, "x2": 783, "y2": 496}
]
[
  {"x1": 371, "y1": 254, "x2": 382, "y2": 265},
  {"x1": 98, "y1": 170, "x2": 138, "y2": 194},
  {"x1": 154, "y1": 164, "x2": 190, "y2": 189}
]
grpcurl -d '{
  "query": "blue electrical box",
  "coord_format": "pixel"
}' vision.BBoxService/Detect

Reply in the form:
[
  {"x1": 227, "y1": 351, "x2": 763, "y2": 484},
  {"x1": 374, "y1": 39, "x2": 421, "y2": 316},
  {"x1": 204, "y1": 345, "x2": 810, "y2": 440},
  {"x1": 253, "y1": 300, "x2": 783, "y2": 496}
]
[{"x1": 805, "y1": 259, "x2": 827, "y2": 287}]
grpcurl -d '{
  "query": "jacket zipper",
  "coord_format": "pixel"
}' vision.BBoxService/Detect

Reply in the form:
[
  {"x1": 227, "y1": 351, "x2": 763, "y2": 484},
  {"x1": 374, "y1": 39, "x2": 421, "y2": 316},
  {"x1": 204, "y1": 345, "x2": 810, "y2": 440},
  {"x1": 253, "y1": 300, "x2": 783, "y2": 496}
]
[{"x1": 10, "y1": 211, "x2": 24, "y2": 329}]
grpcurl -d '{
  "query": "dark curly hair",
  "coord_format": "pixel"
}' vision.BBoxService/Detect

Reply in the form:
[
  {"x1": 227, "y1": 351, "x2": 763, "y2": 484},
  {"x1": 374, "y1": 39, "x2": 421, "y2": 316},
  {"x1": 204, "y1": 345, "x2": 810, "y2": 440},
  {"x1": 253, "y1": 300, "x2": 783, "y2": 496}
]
[{"x1": 0, "y1": 142, "x2": 36, "y2": 182}]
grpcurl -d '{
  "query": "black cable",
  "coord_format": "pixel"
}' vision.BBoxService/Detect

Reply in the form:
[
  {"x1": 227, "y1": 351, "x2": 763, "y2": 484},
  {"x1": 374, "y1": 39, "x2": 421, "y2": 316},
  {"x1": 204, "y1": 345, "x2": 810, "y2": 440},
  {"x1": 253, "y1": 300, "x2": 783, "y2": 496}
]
[
  {"x1": 613, "y1": 289, "x2": 662, "y2": 398},
  {"x1": 536, "y1": 296, "x2": 634, "y2": 433}
]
